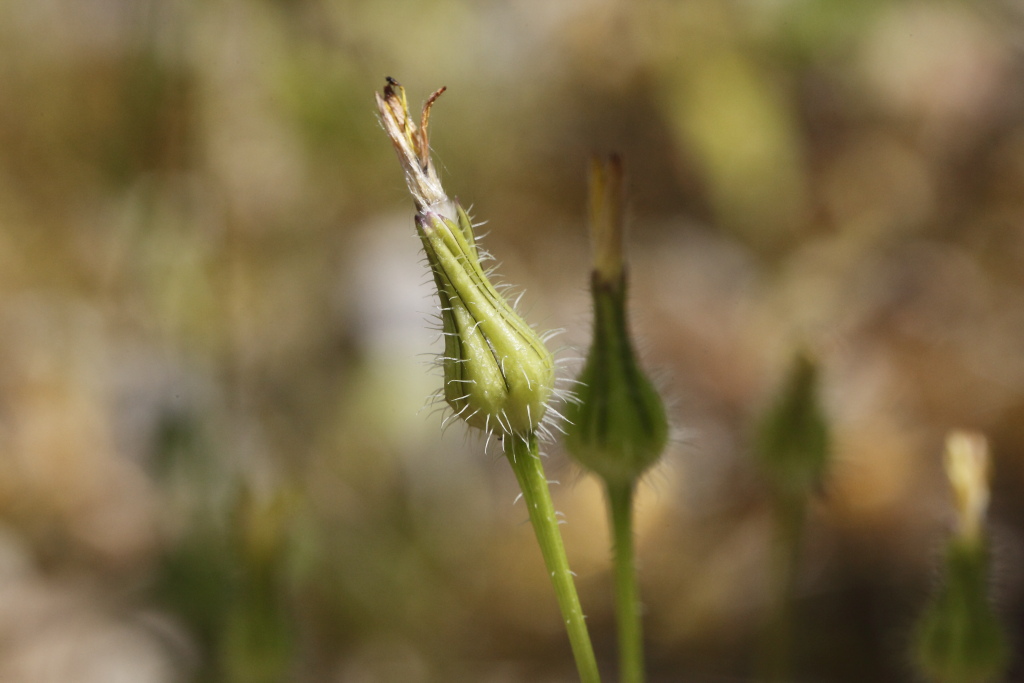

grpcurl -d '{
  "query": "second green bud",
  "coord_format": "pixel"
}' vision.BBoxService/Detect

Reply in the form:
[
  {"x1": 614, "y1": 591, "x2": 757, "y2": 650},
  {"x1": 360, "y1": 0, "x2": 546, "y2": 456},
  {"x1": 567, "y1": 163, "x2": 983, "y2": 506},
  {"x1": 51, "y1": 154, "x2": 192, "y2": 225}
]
[{"x1": 565, "y1": 157, "x2": 668, "y2": 486}]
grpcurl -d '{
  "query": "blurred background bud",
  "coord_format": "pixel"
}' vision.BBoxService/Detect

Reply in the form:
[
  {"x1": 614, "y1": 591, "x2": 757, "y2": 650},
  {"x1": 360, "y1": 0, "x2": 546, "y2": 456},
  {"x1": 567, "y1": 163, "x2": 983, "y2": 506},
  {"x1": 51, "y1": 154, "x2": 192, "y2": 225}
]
[
  {"x1": 915, "y1": 433, "x2": 1006, "y2": 683},
  {"x1": 565, "y1": 156, "x2": 667, "y2": 486},
  {"x1": 755, "y1": 351, "x2": 831, "y2": 502}
]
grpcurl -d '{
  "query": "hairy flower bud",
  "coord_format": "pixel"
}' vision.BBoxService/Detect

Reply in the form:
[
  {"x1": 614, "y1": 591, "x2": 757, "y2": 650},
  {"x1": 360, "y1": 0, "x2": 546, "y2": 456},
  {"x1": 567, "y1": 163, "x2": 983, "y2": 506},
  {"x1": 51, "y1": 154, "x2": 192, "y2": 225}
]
[
  {"x1": 565, "y1": 156, "x2": 668, "y2": 485},
  {"x1": 377, "y1": 79, "x2": 554, "y2": 435}
]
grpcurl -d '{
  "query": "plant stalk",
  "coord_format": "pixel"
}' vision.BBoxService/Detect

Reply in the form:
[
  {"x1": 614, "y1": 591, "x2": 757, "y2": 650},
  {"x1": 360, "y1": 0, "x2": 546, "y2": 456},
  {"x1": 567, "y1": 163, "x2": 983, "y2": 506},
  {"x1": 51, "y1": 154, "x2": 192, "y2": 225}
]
[
  {"x1": 607, "y1": 481, "x2": 644, "y2": 683},
  {"x1": 759, "y1": 495, "x2": 805, "y2": 683},
  {"x1": 505, "y1": 433, "x2": 602, "y2": 683}
]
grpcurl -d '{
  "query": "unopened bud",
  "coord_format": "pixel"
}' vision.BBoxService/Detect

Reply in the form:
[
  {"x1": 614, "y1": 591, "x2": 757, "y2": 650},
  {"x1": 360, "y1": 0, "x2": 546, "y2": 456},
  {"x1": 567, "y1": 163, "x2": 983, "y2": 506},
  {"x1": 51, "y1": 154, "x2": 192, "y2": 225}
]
[
  {"x1": 377, "y1": 79, "x2": 555, "y2": 435},
  {"x1": 914, "y1": 430, "x2": 1005, "y2": 683},
  {"x1": 565, "y1": 156, "x2": 668, "y2": 485},
  {"x1": 755, "y1": 351, "x2": 830, "y2": 499},
  {"x1": 418, "y1": 209, "x2": 554, "y2": 435}
]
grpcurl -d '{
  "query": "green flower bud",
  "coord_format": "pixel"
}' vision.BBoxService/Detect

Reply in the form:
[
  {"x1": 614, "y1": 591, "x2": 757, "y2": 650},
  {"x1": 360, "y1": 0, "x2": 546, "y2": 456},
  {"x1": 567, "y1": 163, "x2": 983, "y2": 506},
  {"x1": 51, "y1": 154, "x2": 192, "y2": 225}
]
[
  {"x1": 755, "y1": 351, "x2": 830, "y2": 500},
  {"x1": 377, "y1": 79, "x2": 554, "y2": 435},
  {"x1": 565, "y1": 156, "x2": 668, "y2": 486},
  {"x1": 915, "y1": 432, "x2": 1006, "y2": 683}
]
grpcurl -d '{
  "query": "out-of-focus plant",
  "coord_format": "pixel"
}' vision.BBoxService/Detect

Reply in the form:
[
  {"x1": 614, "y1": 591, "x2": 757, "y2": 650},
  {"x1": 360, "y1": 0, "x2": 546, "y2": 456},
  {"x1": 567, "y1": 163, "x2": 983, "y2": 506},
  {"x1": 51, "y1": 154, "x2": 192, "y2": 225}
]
[
  {"x1": 375, "y1": 79, "x2": 600, "y2": 683},
  {"x1": 914, "y1": 431, "x2": 1006, "y2": 683},
  {"x1": 756, "y1": 352, "x2": 831, "y2": 509},
  {"x1": 156, "y1": 479, "x2": 298, "y2": 683},
  {"x1": 754, "y1": 350, "x2": 832, "y2": 681},
  {"x1": 152, "y1": 410, "x2": 298, "y2": 683},
  {"x1": 564, "y1": 155, "x2": 668, "y2": 683}
]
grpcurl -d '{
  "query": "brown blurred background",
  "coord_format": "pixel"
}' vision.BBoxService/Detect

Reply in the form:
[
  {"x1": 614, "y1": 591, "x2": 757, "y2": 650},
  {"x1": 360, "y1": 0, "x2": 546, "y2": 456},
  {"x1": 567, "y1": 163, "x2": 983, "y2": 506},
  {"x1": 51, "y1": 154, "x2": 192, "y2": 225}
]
[{"x1": 2, "y1": 0, "x2": 1024, "y2": 681}]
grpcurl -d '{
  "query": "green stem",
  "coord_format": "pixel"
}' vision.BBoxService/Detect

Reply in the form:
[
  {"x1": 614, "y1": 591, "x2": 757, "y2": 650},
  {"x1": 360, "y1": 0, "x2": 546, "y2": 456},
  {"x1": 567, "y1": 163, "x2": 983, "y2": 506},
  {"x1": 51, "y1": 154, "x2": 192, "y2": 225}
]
[
  {"x1": 758, "y1": 494, "x2": 805, "y2": 683},
  {"x1": 505, "y1": 433, "x2": 602, "y2": 683},
  {"x1": 607, "y1": 482, "x2": 644, "y2": 683}
]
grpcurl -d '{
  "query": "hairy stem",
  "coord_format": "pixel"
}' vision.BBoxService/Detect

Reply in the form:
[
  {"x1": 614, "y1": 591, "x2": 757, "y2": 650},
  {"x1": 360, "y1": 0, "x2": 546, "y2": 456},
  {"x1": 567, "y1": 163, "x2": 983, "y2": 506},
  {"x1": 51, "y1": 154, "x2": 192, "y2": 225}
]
[
  {"x1": 607, "y1": 482, "x2": 644, "y2": 683},
  {"x1": 505, "y1": 433, "x2": 602, "y2": 683}
]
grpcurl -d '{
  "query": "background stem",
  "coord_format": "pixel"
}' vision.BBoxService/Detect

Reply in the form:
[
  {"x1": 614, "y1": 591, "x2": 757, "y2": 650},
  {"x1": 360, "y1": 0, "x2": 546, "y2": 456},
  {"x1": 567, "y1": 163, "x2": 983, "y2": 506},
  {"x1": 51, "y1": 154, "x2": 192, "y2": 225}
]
[
  {"x1": 505, "y1": 433, "x2": 602, "y2": 683},
  {"x1": 607, "y1": 482, "x2": 644, "y2": 683},
  {"x1": 758, "y1": 494, "x2": 805, "y2": 683}
]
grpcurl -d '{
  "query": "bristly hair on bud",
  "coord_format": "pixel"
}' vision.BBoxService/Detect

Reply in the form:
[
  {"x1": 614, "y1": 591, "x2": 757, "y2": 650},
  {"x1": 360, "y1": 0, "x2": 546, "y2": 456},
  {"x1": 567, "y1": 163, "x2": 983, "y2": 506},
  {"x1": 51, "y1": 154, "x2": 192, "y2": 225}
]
[{"x1": 376, "y1": 78, "x2": 556, "y2": 437}]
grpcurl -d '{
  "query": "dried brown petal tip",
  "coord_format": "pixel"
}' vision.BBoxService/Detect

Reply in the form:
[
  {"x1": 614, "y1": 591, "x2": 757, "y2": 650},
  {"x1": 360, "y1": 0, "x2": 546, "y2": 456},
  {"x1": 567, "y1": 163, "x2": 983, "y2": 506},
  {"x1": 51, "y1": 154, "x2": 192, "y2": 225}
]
[{"x1": 375, "y1": 79, "x2": 450, "y2": 214}]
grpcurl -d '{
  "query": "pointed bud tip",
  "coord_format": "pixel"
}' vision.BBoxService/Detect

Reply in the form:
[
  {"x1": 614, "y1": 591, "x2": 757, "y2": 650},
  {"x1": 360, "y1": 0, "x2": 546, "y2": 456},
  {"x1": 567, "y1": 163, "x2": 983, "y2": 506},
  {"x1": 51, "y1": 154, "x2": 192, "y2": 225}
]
[
  {"x1": 376, "y1": 78, "x2": 449, "y2": 210},
  {"x1": 589, "y1": 154, "x2": 626, "y2": 286}
]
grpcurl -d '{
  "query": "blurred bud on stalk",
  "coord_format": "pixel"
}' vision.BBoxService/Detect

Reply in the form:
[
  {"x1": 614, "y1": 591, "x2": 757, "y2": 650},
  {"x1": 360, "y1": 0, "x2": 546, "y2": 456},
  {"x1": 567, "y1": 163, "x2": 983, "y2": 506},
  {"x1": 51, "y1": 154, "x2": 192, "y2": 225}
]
[
  {"x1": 755, "y1": 351, "x2": 831, "y2": 501},
  {"x1": 915, "y1": 431, "x2": 1006, "y2": 683}
]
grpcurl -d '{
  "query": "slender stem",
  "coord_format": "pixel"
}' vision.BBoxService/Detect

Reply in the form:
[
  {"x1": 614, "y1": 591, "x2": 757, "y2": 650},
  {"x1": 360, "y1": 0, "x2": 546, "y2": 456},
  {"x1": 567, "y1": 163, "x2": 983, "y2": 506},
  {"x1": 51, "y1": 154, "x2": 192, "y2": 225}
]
[
  {"x1": 504, "y1": 433, "x2": 602, "y2": 683},
  {"x1": 758, "y1": 494, "x2": 805, "y2": 683},
  {"x1": 607, "y1": 482, "x2": 644, "y2": 683}
]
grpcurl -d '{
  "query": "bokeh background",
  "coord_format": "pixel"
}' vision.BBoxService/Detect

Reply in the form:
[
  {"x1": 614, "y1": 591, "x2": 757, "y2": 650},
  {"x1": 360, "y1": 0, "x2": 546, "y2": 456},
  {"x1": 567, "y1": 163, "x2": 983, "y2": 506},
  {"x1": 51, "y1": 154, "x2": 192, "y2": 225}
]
[{"x1": 2, "y1": 0, "x2": 1024, "y2": 681}]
